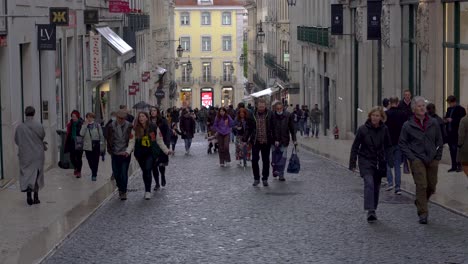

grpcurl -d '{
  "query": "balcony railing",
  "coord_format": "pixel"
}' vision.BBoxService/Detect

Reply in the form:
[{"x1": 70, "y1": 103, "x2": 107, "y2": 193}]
[
  {"x1": 297, "y1": 26, "x2": 329, "y2": 47},
  {"x1": 220, "y1": 75, "x2": 237, "y2": 86},
  {"x1": 125, "y1": 14, "x2": 150, "y2": 32},
  {"x1": 253, "y1": 73, "x2": 266, "y2": 90},
  {"x1": 177, "y1": 77, "x2": 195, "y2": 86},
  {"x1": 199, "y1": 75, "x2": 217, "y2": 86},
  {"x1": 276, "y1": 66, "x2": 289, "y2": 83},
  {"x1": 264, "y1": 53, "x2": 276, "y2": 69}
]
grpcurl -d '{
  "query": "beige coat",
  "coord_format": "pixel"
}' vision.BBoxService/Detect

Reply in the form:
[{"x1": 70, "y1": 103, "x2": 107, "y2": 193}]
[{"x1": 457, "y1": 116, "x2": 468, "y2": 163}]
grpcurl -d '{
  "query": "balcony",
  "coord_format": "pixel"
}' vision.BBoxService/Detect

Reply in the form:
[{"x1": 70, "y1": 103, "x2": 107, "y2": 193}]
[
  {"x1": 177, "y1": 77, "x2": 195, "y2": 87},
  {"x1": 220, "y1": 75, "x2": 237, "y2": 86},
  {"x1": 264, "y1": 53, "x2": 276, "y2": 69},
  {"x1": 253, "y1": 73, "x2": 266, "y2": 90},
  {"x1": 276, "y1": 66, "x2": 289, "y2": 83},
  {"x1": 199, "y1": 75, "x2": 217, "y2": 86},
  {"x1": 297, "y1": 26, "x2": 329, "y2": 47}
]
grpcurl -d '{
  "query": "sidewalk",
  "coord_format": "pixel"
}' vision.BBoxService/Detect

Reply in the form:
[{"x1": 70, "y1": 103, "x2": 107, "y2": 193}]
[
  {"x1": 0, "y1": 156, "x2": 140, "y2": 264},
  {"x1": 298, "y1": 135, "x2": 468, "y2": 217}
]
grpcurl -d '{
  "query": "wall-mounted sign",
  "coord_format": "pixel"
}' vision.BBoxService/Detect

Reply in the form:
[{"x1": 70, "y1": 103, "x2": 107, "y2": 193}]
[
  {"x1": 50, "y1": 7, "x2": 69, "y2": 26},
  {"x1": 155, "y1": 89, "x2": 165, "y2": 98},
  {"x1": 201, "y1": 91, "x2": 213, "y2": 107},
  {"x1": 37, "y1": 24, "x2": 56, "y2": 50},
  {"x1": 129, "y1": 85, "x2": 137, "y2": 95},
  {"x1": 367, "y1": 0, "x2": 382, "y2": 40},
  {"x1": 133, "y1": 82, "x2": 140, "y2": 92},
  {"x1": 142, "y1": 72, "x2": 150, "y2": 82},
  {"x1": 109, "y1": 1, "x2": 130, "y2": 13},
  {"x1": 84, "y1": 10, "x2": 99, "y2": 24},
  {"x1": 90, "y1": 35, "x2": 102, "y2": 81},
  {"x1": 331, "y1": 4, "x2": 343, "y2": 35}
]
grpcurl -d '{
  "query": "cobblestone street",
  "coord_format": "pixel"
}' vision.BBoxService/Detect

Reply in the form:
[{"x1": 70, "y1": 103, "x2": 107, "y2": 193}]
[{"x1": 44, "y1": 135, "x2": 468, "y2": 264}]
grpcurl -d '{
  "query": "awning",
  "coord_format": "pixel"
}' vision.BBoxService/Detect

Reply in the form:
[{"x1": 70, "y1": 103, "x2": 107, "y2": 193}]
[
  {"x1": 250, "y1": 87, "x2": 280, "y2": 98},
  {"x1": 96, "y1": 27, "x2": 133, "y2": 56}
]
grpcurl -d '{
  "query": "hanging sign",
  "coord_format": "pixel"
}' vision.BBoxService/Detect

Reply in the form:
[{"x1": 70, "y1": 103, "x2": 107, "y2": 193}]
[
  {"x1": 142, "y1": 72, "x2": 150, "y2": 82},
  {"x1": 37, "y1": 24, "x2": 56, "y2": 50},
  {"x1": 133, "y1": 82, "x2": 140, "y2": 92},
  {"x1": 90, "y1": 35, "x2": 102, "y2": 81},
  {"x1": 129, "y1": 85, "x2": 137, "y2": 95},
  {"x1": 367, "y1": 0, "x2": 382, "y2": 40},
  {"x1": 49, "y1": 7, "x2": 69, "y2": 26},
  {"x1": 331, "y1": 4, "x2": 344, "y2": 35},
  {"x1": 84, "y1": 10, "x2": 99, "y2": 24},
  {"x1": 109, "y1": 1, "x2": 130, "y2": 13},
  {"x1": 155, "y1": 89, "x2": 165, "y2": 98}
]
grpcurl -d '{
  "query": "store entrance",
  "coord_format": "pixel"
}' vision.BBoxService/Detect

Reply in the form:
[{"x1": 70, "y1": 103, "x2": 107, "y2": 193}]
[{"x1": 222, "y1": 87, "x2": 233, "y2": 107}]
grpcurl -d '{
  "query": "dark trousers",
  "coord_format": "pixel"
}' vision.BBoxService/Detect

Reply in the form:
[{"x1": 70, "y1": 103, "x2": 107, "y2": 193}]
[
  {"x1": 137, "y1": 155, "x2": 154, "y2": 192},
  {"x1": 363, "y1": 173, "x2": 382, "y2": 211},
  {"x1": 152, "y1": 165, "x2": 166, "y2": 187},
  {"x1": 217, "y1": 134, "x2": 231, "y2": 164},
  {"x1": 85, "y1": 146, "x2": 100, "y2": 177},
  {"x1": 112, "y1": 155, "x2": 131, "y2": 193},
  {"x1": 252, "y1": 142, "x2": 270, "y2": 181},
  {"x1": 171, "y1": 138, "x2": 178, "y2": 151},
  {"x1": 449, "y1": 143, "x2": 462, "y2": 169},
  {"x1": 70, "y1": 149, "x2": 83, "y2": 172}
]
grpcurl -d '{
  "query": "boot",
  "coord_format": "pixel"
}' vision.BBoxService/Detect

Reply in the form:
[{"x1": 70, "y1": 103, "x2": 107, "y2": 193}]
[
  {"x1": 33, "y1": 192, "x2": 40, "y2": 204},
  {"x1": 26, "y1": 191, "x2": 33, "y2": 206},
  {"x1": 161, "y1": 174, "x2": 166, "y2": 187}
]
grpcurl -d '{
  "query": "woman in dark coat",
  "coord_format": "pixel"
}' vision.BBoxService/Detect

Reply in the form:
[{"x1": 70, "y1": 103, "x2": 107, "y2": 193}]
[
  {"x1": 64, "y1": 110, "x2": 84, "y2": 178},
  {"x1": 349, "y1": 107, "x2": 391, "y2": 223},
  {"x1": 150, "y1": 107, "x2": 171, "y2": 190},
  {"x1": 179, "y1": 109, "x2": 196, "y2": 155}
]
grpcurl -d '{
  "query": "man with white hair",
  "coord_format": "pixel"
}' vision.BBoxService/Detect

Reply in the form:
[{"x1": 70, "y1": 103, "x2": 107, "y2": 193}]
[{"x1": 399, "y1": 96, "x2": 444, "y2": 224}]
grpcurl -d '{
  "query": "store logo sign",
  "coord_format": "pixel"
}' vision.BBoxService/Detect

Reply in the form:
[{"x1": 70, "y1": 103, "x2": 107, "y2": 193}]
[
  {"x1": 367, "y1": 1, "x2": 382, "y2": 40},
  {"x1": 50, "y1": 8, "x2": 69, "y2": 26},
  {"x1": 37, "y1": 24, "x2": 56, "y2": 50},
  {"x1": 331, "y1": 4, "x2": 343, "y2": 35},
  {"x1": 90, "y1": 35, "x2": 102, "y2": 81}
]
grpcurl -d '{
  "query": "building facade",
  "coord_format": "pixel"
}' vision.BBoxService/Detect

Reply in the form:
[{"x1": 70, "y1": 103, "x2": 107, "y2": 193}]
[{"x1": 174, "y1": 0, "x2": 245, "y2": 108}]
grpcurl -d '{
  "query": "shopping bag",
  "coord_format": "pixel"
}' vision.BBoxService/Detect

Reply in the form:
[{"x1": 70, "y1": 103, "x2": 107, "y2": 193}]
[
  {"x1": 287, "y1": 146, "x2": 300, "y2": 174},
  {"x1": 271, "y1": 146, "x2": 287, "y2": 176}
]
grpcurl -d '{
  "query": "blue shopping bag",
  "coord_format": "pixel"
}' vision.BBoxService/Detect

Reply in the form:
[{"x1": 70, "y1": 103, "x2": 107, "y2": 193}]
[{"x1": 287, "y1": 146, "x2": 300, "y2": 174}]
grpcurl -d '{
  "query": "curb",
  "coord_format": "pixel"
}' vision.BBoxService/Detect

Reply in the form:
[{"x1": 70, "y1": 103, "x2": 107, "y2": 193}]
[{"x1": 298, "y1": 143, "x2": 468, "y2": 219}]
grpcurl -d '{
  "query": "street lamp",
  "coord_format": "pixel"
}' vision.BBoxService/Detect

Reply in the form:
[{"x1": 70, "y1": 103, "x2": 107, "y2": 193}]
[
  {"x1": 257, "y1": 20, "x2": 265, "y2": 44},
  {"x1": 176, "y1": 44, "x2": 184, "y2": 58},
  {"x1": 286, "y1": 0, "x2": 297, "y2": 6}
]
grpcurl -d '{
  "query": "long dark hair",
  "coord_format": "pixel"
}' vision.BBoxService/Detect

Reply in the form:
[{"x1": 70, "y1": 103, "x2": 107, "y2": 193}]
[
  {"x1": 134, "y1": 112, "x2": 150, "y2": 138},
  {"x1": 217, "y1": 107, "x2": 228, "y2": 120},
  {"x1": 149, "y1": 106, "x2": 163, "y2": 126}
]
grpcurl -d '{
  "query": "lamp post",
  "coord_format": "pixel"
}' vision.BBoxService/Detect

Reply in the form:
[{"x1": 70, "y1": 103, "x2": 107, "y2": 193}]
[
  {"x1": 286, "y1": 0, "x2": 296, "y2": 6},
  {"x1": 176, "y1": 43, "x2": 184, "y2": 58},
  {"x1": 257, "y1": 20, "x2": 265, "y2": 44}
]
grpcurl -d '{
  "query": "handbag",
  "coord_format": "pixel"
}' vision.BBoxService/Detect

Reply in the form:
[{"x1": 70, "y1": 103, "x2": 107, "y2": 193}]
[
  {"x1": 287, "y1": 146, "x2": 301, "y2": 174},
  {"x1": 74, "y1": 136, "x2": 84, "y2": 151}
]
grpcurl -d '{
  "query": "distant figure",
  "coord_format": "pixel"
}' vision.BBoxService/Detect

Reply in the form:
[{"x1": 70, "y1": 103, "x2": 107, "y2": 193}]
[
  {"x1": 15, "y1": 106, "x2": 46, "y2": 206},
  {"x1": 382, "y1": 98, "x2": 390, "y2": 111},
  {"x1": 444, "y1": 95, "x2": 466, "y2": 173},
  {"x1": 120, "y1": 105, "x2": 135, "y2": 124},
  {"x1": 310, "y1": 104, "x2": 322, "y2": 138}
]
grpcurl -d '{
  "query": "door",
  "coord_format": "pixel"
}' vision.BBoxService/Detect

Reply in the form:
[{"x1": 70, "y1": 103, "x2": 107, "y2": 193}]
[{"x1": 323, "y1": 77, "x2": 330, "y2": 136}]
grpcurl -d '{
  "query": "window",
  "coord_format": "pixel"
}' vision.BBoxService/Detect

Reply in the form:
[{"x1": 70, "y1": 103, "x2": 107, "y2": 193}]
[
  {"x1": 202, "y1": 36, "x2": 211, "y2": 51},
  {"x1": 202, "y1": 62, "x2": 211, "y2": 82},
  {"x1": 182, "y1": 64, "x2": 191, "y2": 81},
  {"x1": 201, "y1": 12, "x2": 211, "y2": 25},
  {"x1": 223, "y1": 62, "x2": 234, "y2": 81},
  {"x1": 181, "y1": 12, "x2": 190, "y2": 25},
  {"x1": 222, "y1": 36, "x2": 232, "y2": 51},
  {"x1": 181, "y1": 37, "x2": 190, "y2": 51},
  {"x1": 222, "y1": 12, "x2": 231, "y2": 25}
]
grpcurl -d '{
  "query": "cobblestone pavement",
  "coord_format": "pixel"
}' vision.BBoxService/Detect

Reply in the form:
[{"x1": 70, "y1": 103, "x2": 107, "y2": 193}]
[{"x1": 44, "y1": 135, "x2": 468, "y2": 264}]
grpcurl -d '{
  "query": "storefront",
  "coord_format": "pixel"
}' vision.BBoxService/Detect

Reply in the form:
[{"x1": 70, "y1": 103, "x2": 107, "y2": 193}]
[
  {"x1": 180, "y1": 88, "x2": 192, "y2": 108},
  {"x1": 201, "y1": 88, "x2": 213, "y2": 108},
  {"x1": 444, "y1": 0, "x2": 468, "y2": 109},
  {"x1": 221, "y1": 87, "x2": 233, "y2": 106}
]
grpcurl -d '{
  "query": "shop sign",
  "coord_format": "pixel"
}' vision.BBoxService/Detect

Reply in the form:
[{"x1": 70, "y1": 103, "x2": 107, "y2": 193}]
[
  {"x1": 90, "y1": 35, "x2": 102, "y2": 81},
  {"x1": 128, "y1": 85, "x2": 137, "y2": 95},
  {"x1": 142, "y1": 72, "x2": 150, "y2": 82},
  {"x1": 133, "y1": 82, "x2": 140, "y2": 92},
  {"x1": 50, "y1": 7, "x2": 69, "y2": 26},
  {"x1": 201, "y1": 92, "x2": 213, "y2": 107},
  {"x1": 155, "y1": 89, "x2": 165, "y2": 98},
  {"x1": 84, "y1": 10, "x2": 99, "y2": 25},
  {"x1": 109, "y1": 1, "x2": 130, "y2": 13},
  {"x1": 37, "y1": 24, "x2": 56, "y2": 50},
  {"x1": 367, "y1": 0, "x2": 382, "y2": 40},
  {"x1": 0, "y1": 35, "x2": 7, "y2": 47},
  {"x1": 331, "y1": 4, "x2": 343, "y2": 35}
]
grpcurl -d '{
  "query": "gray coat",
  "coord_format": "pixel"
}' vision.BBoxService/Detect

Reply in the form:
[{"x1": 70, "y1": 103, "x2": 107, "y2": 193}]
[
  {"x1": 457, "y1": 116, "x2": 468, "y2": 163},
  {"x1": 14, "y1": 117, "x2": 46, "y2": 192},
  {"x1": 80, "y1": 123, "x2": 104, "y2": 152},
  {"x1": 399, "y1": 116, "x2": 444, "y2": 164}
]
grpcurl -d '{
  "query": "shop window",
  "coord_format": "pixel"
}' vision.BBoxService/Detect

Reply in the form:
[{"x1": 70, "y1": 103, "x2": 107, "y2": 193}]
[{"x1": 222, "y1": 87, "x2": 233, "y2": 106}]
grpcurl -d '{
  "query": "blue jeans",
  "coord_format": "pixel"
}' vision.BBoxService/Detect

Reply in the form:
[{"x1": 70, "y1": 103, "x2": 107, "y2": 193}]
[
  {"x1": 184, "y1": 138, "x2": 192, "y2": 151},
  {"x1": 111, "y1": 154, "x2": 131, "y2": 193},
  {"x1": 386, "y1": 146, "x2": 402, "y2": 191},
  {"x1": 198, "y1": 121, "x2": 206, "y2": 133}
]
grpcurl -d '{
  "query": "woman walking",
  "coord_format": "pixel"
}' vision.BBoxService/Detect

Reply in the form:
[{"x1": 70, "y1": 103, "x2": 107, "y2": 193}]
[
  {"x1": 349, "y1": 107, "x2": 391, "y2": 223},
  {"x1": 65, "y1": 110, "x2": 84, "y2": 178},
  {"x1": 458, "y1": 109, "x2": 468, "y2": 188},
  {"x1": 213, "y1": 107, "x2": 234, "y2": 167},
  {"x1": 180, "y1": 109, "x2": 196, "y2": 155},
  {"x1": 234, "y1": 108, "x2": 251, "y2": 167},
  {"x1": 80, "y1": 112, "x2": 105, "y2": 181},
  {"x1": 149, "y1": 107, "x2": 171, "y2": 190},
  {"x1": 132, "y1": 112, "x2": 172, "y2": 200}
]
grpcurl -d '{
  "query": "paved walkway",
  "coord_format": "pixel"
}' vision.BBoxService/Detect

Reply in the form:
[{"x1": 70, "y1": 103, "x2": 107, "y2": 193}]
[
  {"x1": 0, "y1": 155, "x2": 140, "y2": 264},
  {"x1": 297, "y1": 134, "x2": 468, "y2": 217},
  {"x1": 43, "y1": 136, "x2": 468, "y2": 264}
]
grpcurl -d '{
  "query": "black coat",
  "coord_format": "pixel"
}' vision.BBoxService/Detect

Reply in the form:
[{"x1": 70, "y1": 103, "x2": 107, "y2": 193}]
[
  {"x1": 270, "y1": 111, "x2": 297, "y2": 147},
  {"x1": 445, "y1": 105, "x2": 467, "y2": 144},
  {"x1": 385, "y1": 107, "x2": 407, "y2": 146},
  {"x1": 398, "y1": 100, "x2": 413, "y2": 120},
  {"x1": 243, "y1": 110, "x2": 273, "y2": 145},
  {"x1": 180, "y1": 115, "x2": 196, "y2": 139},
  {"x1": 349, "y1": 121, "x2": 391, "y2": 177}
]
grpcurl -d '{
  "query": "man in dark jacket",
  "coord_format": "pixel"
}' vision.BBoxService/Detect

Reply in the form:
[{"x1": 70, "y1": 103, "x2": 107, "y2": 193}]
[
  {"x1": 270, "y1": 101, "x2": 297, "y2": 182},
  {"x1": 384, "y1": 97, "x2": 407, "y2": 194},
  {"x1": 243, "y1": 99, "x2": 272, "y2": 187},
  {"x1": 398, "y1": 89, "x2": 413, "y2": 120},
  {"x1": 399, "y1": 96, "x2": 444, "y2": 224},
  {"x1": 179, "y1": 109, "x2": 196, "y2": 155},
  {"x1": 445, "y1": 95, "x2": 467, "y2": 172}
]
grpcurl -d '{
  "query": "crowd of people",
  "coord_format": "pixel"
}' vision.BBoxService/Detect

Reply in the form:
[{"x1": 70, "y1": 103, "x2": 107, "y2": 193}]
[{"x1": 350, "y1": 90, "x2": 468, "y2": 224}]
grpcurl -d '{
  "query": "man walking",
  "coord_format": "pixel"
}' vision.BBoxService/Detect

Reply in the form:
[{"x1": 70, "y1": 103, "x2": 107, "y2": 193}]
[
  {"x1": 398, "y1": 90, "x2": 413, "y2": 119},
  {"x1": 243, "y1": 99, "x2": 272, "y2": 187},
  {"x1": 270, "y1": 101, "x2": 297, "y2": 182},
  {"x1": 198, "y1": 106, "x2": 208, "y2": 133},
  {"x1": 119, "y1": 105, "x2": 134, "y2": 124},
  {"x1": 293, "y1": 105, "x2": 304, "y2": 136},
  {"x1": 385, "y1": 97, "x2": 407, "y2": 194},
  {"x1": 399, "y1": 96, "x2": 444, "y2": 224},
  {"x1": 310, "y1": 104, "x2": 322, "y2": 138},
  {"x1": 106, "y1": 110, "x2": 135, "y2": 200},
  {"x1": 445, "y1": 95, "x2": 466, "y2": 172}
]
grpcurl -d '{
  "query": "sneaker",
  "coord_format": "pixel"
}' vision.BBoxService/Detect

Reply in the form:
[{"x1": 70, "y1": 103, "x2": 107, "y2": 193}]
[
  {"x1": 385, "y1": 185, "x2": 394, "y2": 191},
  {"x1": 144, "y1": 192, "x2": 152, "y2": 200},
  {"x1": 220, "y1": 163, "x2": 225, "y2": 167},
  {"x1": 278, "y1": 175, "x2": 286, "y2": 182},
  {"x1": 153, "y1": 185, "x2": 160, "y2": 191},
  {"x1": 120, "y1": 192, "x2": 127, "y2": 201},
  {"x1": 91, "y1": 176, "x2": 97, "y2": 181},
  {"x1": 367, "y1": 211, "x2": 377, "y2": 223},
  {"x1": 225, "y1": 162, "x2": 231, "y2": 167},
  {"x1": 395, "y1": 190, "x2": 402, "y2": 195},
  {"x1": 448, "y1": 168, "x2": 457, "y2": 173},
  {"x1": 252, "y1": 180, "x2": 260, "y2": 187},
  {"x1": 262, "y1": 180, "x2": 269, "y2": 187},
  {"x1": 418, "y1": 216, "x2": 428, "y2": 224}
]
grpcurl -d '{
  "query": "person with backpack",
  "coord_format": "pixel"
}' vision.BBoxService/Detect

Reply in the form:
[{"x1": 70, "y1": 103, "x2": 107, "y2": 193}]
[
  {"x1": 80, "y1": 112, "x2": 105, "y2": 182},
  {"x1": 64, "y1": 110, "x2": 85, "y2": 178}
]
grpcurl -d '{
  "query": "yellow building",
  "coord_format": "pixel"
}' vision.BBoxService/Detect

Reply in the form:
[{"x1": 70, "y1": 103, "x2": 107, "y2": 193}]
[{"x1": 174, "y1": 0, "x2": 246, "y2": 108}]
